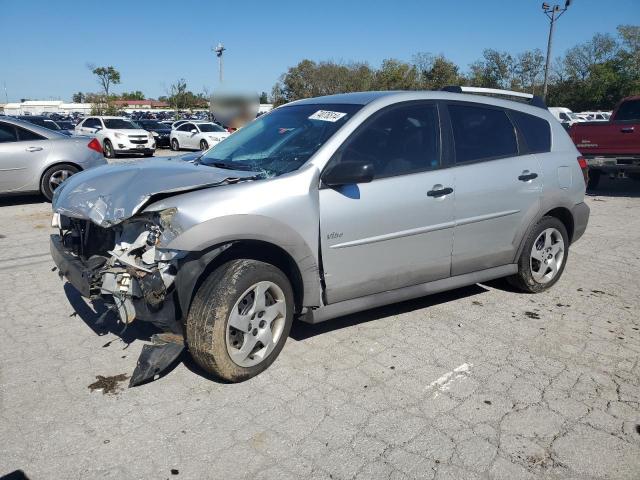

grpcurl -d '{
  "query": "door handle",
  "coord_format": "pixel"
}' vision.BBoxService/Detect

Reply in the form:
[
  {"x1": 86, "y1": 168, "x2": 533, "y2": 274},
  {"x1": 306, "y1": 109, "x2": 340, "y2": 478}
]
[
  {"x1": 427, "y1": 186, "x2": 453, "y2": 197},
  {"x1": 25, "y1": 146, "x2": 43, "y2": 152},
  {"x1": 620, "y1": 127, "x2": 634, "y2": 133},
  {"x1": 518, "y1": 172, "x2": 538, "y2": 181}
]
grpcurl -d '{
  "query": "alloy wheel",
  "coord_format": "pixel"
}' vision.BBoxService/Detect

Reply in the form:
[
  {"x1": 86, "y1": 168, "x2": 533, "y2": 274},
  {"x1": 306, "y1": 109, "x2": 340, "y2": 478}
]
[
  {"x1": 226, "y1": 281, "x2": 287, "y2": 368},
  {"x1": 530, "y1": 227, "x2": 565, "y2": 284},
  {"x1": 48, "y1": 169, "x2": 75, "y2": 192}
]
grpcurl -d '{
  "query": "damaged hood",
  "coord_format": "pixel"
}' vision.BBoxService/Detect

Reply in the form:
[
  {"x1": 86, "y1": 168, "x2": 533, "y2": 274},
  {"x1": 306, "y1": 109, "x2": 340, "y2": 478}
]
[{"x1": 52, "y1": 158, "x2": 256, "y2": 227}]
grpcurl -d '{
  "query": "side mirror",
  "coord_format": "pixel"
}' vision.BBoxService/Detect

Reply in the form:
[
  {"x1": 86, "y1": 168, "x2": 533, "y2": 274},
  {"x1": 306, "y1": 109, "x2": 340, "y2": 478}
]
[
  {"x1": 322, "y1": 160, "x2": 374, "y2": 187},
  {"x1": 191, "y1": 129, "x2": 197, "y2": 134},
  {"x1": 93, "y1": 127, "x2": 101, "y2": 132}
]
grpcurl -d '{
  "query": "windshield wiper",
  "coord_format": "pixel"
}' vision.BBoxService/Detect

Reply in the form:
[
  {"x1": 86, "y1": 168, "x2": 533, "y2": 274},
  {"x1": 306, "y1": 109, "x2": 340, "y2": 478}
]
[{"x1": 210, "y1": 161, "x2": 256, "y2": 171}]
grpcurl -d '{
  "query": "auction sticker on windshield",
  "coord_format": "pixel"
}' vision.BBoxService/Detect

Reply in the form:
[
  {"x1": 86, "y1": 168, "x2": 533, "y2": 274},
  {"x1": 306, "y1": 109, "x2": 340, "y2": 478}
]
[{"x1": 309, "y1": 110, "x2": 348, "y2": 122}]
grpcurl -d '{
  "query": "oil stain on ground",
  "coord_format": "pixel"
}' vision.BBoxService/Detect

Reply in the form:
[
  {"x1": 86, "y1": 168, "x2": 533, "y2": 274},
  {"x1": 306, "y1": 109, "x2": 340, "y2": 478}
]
[
  {"x1": 88, "y1": 374, "x2": 129, "y2": 395},
  {"x1": 525, "y1": 311, "x2": 541, "y2": 319}
]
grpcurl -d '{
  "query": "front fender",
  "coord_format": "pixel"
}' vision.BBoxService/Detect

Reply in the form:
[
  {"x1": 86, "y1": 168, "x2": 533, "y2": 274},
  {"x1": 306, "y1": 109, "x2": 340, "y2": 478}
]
[{"x1": 168, "y1": 214, "x2": 321, "y2": 307}]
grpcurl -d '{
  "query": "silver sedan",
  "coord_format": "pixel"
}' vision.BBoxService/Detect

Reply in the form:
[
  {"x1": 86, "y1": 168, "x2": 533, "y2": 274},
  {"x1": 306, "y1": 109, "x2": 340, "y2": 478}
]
[{"x1": 0, "y1": 117, "x2": 107, "y2": 201}]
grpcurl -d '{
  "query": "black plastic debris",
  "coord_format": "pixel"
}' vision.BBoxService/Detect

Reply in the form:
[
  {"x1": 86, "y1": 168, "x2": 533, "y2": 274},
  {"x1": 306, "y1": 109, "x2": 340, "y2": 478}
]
[{"x1": 129, "y1": 333, "x2": 185, "y2": 387}]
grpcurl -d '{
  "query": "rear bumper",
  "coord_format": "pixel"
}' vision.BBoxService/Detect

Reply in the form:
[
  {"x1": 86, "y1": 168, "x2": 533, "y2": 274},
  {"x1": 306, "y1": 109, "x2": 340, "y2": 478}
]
[
  {"x1": 50, "y1": 234, "x2": 92, "y2": 297},
  {"x1": 571, "y1": 202, "x2": 590, "y2": 244},
  {"x1": 585, "y1": 155, "x2": 640, "y2": 174}
]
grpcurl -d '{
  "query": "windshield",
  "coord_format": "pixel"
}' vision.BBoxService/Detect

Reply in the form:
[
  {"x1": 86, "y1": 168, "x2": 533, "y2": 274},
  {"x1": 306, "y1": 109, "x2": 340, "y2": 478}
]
[
  {"x1": 198, "y1": 123, "x2": 226, "y2": 133},
  {"x1": 104, "y1": 119, "x2": 139, "y2": 129},
  {"x1": 199, "y1": 103, "x2": 361, "y2": 177}
]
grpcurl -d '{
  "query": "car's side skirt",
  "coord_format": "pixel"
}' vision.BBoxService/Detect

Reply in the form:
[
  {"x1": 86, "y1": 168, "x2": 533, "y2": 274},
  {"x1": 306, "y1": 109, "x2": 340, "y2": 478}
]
[{"x1": 301, "y1": 264, "x2": 517, "y2": 324}]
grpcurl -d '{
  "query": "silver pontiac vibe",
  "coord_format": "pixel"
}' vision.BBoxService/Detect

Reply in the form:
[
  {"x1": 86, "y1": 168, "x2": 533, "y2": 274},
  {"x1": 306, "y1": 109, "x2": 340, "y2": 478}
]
[{"x1": 50, "y1": 88, "x2": 590, "y2": 384}]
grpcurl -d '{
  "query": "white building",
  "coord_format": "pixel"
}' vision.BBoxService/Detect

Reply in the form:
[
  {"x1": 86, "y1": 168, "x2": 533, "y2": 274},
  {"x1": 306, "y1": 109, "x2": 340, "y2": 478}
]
[{"x1": 1, "y1": 100, "x2": 92, "y2": 116}]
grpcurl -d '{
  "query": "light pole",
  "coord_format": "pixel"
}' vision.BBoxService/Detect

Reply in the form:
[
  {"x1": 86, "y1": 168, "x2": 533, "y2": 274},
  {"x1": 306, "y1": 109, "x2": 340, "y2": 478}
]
[
  {"x1": 214, "y1": 42, "x2": 226, "y2": 84},
  {"x1": 541, "y1": 0, "x2": 571, "y2": 101}
]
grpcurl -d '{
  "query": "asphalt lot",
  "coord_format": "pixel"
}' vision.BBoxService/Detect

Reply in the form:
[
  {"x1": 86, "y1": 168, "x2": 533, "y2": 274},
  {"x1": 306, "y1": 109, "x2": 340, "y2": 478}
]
[{"x1": 1, "y1": 153, "x2": 639, "y2": 480}]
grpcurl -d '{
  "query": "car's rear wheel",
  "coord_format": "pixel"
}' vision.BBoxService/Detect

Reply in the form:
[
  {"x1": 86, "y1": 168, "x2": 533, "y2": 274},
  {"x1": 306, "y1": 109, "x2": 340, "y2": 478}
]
[
  {"x1": 103, "y1": 139, "x2": 115, "y2": 158},
  {"x1": 200, "y1": 139, "x2": 209, "y2": 151},
  {"x1": 40, "y1": 163, "x2": 80, "y2": 202},
  {"x1": 171, "y1": 138, "x2": 180, "y2": 151},
  {"x1": 186, "y1": 259, "x2": 294, "y2": 382},
  {"x1": 507, "y1": 216, "x2": 569, "y2": 293}
]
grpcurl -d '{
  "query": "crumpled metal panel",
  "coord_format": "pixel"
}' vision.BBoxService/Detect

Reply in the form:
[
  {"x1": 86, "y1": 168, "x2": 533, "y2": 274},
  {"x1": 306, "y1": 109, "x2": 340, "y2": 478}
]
[{"x1": 51, "y1": 158, "x2": 255, "y2": 227}]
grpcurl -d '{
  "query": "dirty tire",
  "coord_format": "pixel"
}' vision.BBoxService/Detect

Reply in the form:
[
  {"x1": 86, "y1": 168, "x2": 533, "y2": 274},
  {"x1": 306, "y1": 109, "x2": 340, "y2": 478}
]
[
  {"x1": 186, "y1": 259, "x2": 294, "y2": 382},
  {"x1": 103, "y1": 139, "x2": 115, "y2": 158},
  {"x1": 587, "y1": 169, "x2": 601, "y2": 190},
  {"x1": 507, "y1": 216, "x2": 569, "y2": 293},
  {"x1": 40, "y1": 163, "x2": 80, "y2": 202},
  {"x1": 171, "y1": 138, "x2": 180, "y2": 151}
]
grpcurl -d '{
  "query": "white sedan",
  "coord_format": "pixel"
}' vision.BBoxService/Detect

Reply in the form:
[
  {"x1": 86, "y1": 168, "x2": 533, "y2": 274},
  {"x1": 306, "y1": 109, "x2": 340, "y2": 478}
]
[{"x1": 170, "y1": 121, "x2": 230, "y2": 151}]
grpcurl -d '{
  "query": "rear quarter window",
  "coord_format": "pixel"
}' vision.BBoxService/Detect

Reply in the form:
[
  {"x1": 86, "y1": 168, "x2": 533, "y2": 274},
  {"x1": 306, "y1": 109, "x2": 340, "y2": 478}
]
[{"x1": 510, "y1": 111, "x2": 551, "y2": 153}]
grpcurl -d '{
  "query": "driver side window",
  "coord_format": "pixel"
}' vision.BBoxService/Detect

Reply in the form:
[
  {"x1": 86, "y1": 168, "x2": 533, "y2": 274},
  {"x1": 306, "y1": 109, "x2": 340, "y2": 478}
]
[{"x1": 338, "y1": 102, "x2": 440, "y2": 180}]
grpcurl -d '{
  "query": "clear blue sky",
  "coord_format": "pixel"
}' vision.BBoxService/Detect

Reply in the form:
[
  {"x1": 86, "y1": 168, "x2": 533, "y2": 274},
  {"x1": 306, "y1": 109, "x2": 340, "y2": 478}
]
[{"x1": 1, "y1": 0, "x2": 638, "y2": 102}]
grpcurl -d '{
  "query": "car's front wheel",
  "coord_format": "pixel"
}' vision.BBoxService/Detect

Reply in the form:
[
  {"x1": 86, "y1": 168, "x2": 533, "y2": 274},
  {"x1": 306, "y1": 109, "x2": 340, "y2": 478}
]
[
  {"x1": 186, "y1": 259, "x2": 294, "y2": 382},
  {"x1": 40, "y1": 163, "x2": 80, "y2": 202},
  {"x1": 200, "y1": 139, "x2": 209, "y2": 151},
  {"x1": 507, "y1": 216, "x2": 569, "y2": 293},
  {"x1": 171, "y1": 138, "x2": 180, "y2": 151}
]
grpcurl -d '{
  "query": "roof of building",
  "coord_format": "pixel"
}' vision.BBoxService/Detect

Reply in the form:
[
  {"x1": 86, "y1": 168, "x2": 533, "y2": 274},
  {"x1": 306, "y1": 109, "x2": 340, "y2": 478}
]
[{"x1": 112, "y1": 99, "x2": 169, "y2": 107}]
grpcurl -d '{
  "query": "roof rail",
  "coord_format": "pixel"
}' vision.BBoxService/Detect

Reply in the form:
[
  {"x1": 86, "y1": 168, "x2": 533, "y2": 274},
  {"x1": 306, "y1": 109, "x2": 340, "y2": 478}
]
[{"x1": 441, "y1": 86, "x2": 546, "y2": 109}]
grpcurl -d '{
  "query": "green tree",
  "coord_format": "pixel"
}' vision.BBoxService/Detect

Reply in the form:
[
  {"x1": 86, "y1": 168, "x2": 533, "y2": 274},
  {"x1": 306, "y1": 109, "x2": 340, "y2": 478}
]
[
  {"x1": 90, "y1": 65, "x2": 121, "y2": 98},
  {"x1": 467, "y1": 49, "x2": 514, "y2": 89},
  {"x1": 88, "y1": 65, "x2": 121, "y2": 114},
  {"x1": 119, "y1": 90, "x2": 145, "y2": 100},
  {"x1": 513, "y1": 49, "x2": 545, "y2": 94},
  {"x1": 259, "y1": 91, "x2": 269, "y2": 103},
  {"x1": 373, "y1": 59, "x2": 419, "y2": 90},
  {"x1": 71, "y1": 92, "x2": 84, "y2": 103},
  {"x1": 413, "y1": 52, "x2": 461, "y2": 89}
]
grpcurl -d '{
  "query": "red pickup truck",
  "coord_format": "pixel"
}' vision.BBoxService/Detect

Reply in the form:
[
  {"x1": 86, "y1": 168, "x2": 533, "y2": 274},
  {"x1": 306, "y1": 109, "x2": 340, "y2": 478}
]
[{"x1": 570, "y1": 95, "x2": 640, "y2": 189}]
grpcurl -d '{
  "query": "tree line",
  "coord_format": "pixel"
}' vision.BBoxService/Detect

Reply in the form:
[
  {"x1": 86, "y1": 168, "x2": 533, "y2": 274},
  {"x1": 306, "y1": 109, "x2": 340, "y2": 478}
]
[{"x1": 271, "y1": 25, "x2": 639, "y2": 111}]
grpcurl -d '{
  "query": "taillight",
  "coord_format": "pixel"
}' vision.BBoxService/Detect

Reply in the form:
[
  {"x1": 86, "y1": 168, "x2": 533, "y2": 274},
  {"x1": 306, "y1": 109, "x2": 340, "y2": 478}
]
[
  {"x1": 577, "y1": 156, "x2": 589, "y2": 186},
  {"x1": 88, "y1": 138, "x2": 103, "y2": 154}
]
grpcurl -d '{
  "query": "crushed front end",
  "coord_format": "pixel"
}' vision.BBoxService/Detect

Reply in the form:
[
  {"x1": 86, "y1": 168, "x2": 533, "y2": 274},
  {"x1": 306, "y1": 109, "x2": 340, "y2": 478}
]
[{"x1": 50, "y1": 209, "x2": 186, "y2": 386}]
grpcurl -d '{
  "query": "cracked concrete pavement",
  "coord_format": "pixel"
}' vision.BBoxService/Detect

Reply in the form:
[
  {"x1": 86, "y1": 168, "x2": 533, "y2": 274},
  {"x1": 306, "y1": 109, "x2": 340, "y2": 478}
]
[{"x1": 1, "y1": 163, "x2": 639, "y2": 479}]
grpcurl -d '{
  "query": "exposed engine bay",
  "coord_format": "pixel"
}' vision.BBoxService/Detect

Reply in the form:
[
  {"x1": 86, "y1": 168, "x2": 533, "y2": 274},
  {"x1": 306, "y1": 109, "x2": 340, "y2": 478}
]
[{"x1": 51, "y1": 209, "x2": 187, "y2": 386}]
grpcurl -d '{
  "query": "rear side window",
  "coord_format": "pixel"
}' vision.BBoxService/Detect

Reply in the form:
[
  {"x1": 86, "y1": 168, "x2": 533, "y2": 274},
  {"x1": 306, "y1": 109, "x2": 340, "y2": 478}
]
[
  {"x1": 615, "y1": 100, "x2": 640, "y2": 122},
  {"x1": 16, "y1": 126, "x2": 46, "y2": 141},
  {"x1": 510, "y1": 111, "x2": 551, "y2": 153},
  {"x1": 449, "y1": 104, "x2": 517, "y2": 163},
  {"x1": 0, "y1": 122, "x2": 18, "y2": 142}
]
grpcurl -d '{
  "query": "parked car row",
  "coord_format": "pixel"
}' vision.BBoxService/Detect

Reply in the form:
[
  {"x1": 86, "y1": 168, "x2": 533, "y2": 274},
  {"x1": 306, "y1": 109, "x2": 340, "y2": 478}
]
[{"x1": 548, "y1": 107, "x2": 612, "y2": 129}]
